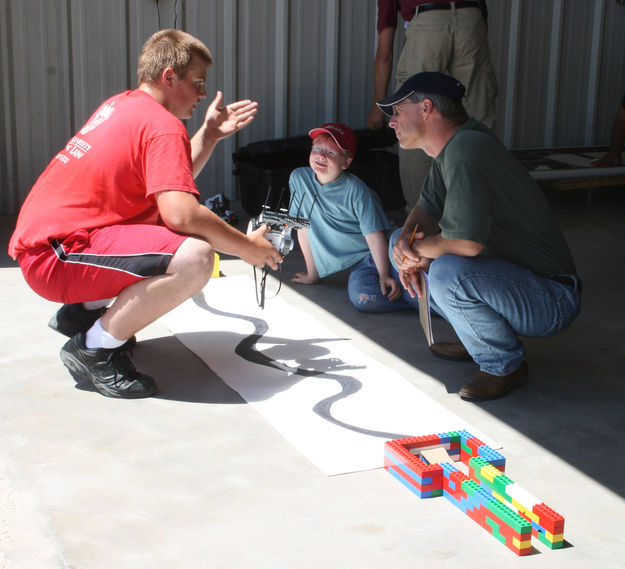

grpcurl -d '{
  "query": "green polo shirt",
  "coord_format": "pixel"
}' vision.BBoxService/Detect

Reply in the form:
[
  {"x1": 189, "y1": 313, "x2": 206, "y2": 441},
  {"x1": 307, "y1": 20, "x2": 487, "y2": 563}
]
[{"x1": 418, "y1": 118, "x2": 576, "y2": 277}]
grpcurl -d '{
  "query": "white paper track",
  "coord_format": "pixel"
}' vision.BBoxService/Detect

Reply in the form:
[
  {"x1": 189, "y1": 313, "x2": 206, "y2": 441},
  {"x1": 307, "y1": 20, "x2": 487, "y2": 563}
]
[{"x1": 158, "y1": 275, "x2": 499, "y2": 475}]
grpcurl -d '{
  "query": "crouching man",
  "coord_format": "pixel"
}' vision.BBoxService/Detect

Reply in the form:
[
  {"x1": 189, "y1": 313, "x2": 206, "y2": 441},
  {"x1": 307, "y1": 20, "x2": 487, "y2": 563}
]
[
  {"x1": 8, "y1": 30, "x2": 281, "y2": 398},
  {"x1": 379, "y1": 72, "x2": 581, "y2": 401}
]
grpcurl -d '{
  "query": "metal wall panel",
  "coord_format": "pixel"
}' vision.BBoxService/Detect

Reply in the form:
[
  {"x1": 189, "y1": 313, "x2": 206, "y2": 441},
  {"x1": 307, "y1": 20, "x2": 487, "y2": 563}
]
[
  {"x1": 1, "y1": 0, "x2": 73, "y2": 213},
  {"x1": 2, "y1": 0, "x2": 625, "y2": 214}
]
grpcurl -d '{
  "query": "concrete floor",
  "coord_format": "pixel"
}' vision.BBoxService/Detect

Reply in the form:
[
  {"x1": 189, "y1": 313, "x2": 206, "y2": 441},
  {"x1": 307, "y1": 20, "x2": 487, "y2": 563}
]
[{"x1": 1, "y1": 187, "x2": 624, "y2": 569}]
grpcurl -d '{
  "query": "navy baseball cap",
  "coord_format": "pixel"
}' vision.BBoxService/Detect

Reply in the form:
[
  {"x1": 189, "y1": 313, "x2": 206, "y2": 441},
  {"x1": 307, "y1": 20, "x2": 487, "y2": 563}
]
[{"x1": 376, "y1": 72, "x2": 466, "y2": 117}]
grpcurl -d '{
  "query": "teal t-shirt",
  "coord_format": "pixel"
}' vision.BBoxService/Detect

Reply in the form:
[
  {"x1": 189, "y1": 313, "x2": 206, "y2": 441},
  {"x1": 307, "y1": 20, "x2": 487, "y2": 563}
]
[
  {"x1": 288, "y1": 167, "x2": 390, "y2": 278},
  {"x1": 418, "y1": 118, "x2": 576, "y2": 276}
]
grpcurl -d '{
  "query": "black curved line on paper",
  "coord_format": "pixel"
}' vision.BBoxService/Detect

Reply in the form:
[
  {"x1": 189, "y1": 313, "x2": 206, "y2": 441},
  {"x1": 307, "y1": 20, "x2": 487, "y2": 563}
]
[{"x1": 193, "y1": 293, "x2": 410, "y2": 440}]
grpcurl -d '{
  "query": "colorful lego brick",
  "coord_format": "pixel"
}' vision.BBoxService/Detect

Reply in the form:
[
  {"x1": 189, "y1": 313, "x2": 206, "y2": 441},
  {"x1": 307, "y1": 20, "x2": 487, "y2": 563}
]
[
  {"x1": 399, "y1": 434, "x2": 443, "y2": 452},
  {"x1": 384, "y1": 440, "x2": 443, "y2": 498},
  {"x1": 443, "y1": 469, "x2": 469, "y2": 503},
  {"x1": 387, "y1": 464, "x2": 444, "y2": 498},
  {"x1": 384, "y1": 431, "x2": 565, "y2": 556},
  {"x1": 531, "y1": 503, "x2": 565, "y2": 548},
  {"x1": 384, "y1": 441, "x2": 442, "y2": 481},
  {"x1": 478, "y1": 445, "x2": 506, "y2": 470}
]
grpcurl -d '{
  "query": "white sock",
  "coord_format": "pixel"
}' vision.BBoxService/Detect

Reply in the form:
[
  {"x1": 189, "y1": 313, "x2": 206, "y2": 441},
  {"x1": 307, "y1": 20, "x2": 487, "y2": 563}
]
[
  {"x1": 82, "y1": 298, "x2": 113, "y2": 311},
  {"x1": 85, "y1": 318, "x2": 126, "y2": 350}
]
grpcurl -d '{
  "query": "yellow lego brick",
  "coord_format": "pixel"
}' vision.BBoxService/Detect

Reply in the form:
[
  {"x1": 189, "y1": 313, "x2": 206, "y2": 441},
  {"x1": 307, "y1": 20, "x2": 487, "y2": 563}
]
[
  {"x1": 482, "y1": 464, "x2": 502, "y2": 482},
  {"x1": 512, "y1": 536, "x2": 532, "y2": 549},
  {"x1": 492, "y1": 491, "x2": 507, "y2": 504},
  {"x1": 480, "y1": 465, "x2": 496, "y2": 483},
  {"x1": 511, "y1": 499, "x2": 540, "y2": 523},
  {"x1": 543, "y1": 530, "x2": 564, "y2": 542}
]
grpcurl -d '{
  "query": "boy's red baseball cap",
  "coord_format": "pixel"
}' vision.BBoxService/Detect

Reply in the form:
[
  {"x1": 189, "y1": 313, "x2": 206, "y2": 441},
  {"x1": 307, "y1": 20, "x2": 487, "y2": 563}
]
[{"x1": 308, "y1": 122, "x2": 357, "y2": 158}]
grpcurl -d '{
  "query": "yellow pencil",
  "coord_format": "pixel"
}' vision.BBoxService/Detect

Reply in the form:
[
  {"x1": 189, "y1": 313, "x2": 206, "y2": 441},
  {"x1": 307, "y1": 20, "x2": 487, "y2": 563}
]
[{"x1": 402, "y1": 224, "x2": 419, "y2": 263}]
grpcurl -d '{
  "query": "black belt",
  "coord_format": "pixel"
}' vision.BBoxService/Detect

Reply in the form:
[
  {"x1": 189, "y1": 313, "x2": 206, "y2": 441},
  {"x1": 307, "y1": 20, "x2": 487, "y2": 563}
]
[
  {"x1": 417, "y1": 1, "x2": 481, "y2": 14},
  {"x1": 548, "y1": 274, "x2": 583, "y2": 294}
]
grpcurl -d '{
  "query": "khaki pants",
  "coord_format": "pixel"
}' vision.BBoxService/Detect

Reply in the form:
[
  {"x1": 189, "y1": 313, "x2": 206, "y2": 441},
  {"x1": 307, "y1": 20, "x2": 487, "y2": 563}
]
[{"x1": 396, "y1": 6, "x2": 498, "y2": 211}]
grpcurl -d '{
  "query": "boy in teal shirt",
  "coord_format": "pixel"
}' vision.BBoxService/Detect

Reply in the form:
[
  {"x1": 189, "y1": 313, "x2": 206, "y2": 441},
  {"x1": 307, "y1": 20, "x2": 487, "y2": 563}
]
[{"x1": 288, "y1": 123, "x2": 406, "y2": 312}]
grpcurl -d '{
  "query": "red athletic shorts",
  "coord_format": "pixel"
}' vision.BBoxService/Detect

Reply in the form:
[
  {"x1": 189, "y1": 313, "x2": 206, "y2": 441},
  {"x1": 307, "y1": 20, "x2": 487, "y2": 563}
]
[{"x1": 17, "y1": 225, "x2": 188, "y2": 303}]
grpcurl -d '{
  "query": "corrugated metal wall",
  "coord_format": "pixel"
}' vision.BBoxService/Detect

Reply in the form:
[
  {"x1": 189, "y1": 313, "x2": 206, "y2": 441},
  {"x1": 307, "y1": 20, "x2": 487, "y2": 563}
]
[{"x1": 1, "y1": 0, "x2": 625, "y2": 214}]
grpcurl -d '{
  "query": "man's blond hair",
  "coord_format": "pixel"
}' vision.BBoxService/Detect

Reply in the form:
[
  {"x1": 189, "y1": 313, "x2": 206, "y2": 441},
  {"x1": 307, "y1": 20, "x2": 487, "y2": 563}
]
[{"x1": 137, "y1": 29, "x2": 212, "y2": 84}]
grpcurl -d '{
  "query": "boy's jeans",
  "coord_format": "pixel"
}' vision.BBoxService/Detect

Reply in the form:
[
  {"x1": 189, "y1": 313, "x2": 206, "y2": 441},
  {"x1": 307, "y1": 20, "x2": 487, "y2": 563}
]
[{"x1": 347, "y1": 253, "x2": 418, "y2": 313}]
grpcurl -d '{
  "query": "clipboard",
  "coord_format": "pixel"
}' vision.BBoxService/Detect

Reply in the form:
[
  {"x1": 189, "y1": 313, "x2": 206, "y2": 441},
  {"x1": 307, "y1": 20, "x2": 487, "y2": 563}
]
[{"x1": 417, "y1": 271, "x2": 434, "y2": 346}]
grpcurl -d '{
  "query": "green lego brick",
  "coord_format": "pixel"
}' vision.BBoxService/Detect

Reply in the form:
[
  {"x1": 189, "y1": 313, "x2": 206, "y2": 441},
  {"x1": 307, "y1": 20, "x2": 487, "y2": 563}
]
[
  {"x1": 535, "y1": 531, "x2": 564, "y2": 549},
  {"x1": 446, "y1": 431, "x2": 461, "y2": 442},
  {"x1": 486, "y1": 516, "x2": 508, "y2": 545},
  {"x1": 462, "y1": 479, "x2": 481, "y2": 496},
  {"x1": 492, "y1": 473, "x2": 514, "y2": 497},
  {"x1": 488, "y1": 499, "x2": 532, "y2": 534}
]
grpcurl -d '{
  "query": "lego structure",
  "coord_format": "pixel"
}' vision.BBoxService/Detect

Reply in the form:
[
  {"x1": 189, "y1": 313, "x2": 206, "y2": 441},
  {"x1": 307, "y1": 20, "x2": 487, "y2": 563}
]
[{"x1": 384, "y1": 430, "x2": 565, "y2": 556}]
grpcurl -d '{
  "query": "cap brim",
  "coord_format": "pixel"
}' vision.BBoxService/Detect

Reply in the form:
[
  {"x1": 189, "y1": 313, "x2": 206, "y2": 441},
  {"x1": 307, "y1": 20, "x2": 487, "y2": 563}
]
[
  {"x1": 376, "y1": 88, "x2": 415, "y2": 117},
  {"x1": 308, "y1": 128, "x2": 345, "y2": 153}
]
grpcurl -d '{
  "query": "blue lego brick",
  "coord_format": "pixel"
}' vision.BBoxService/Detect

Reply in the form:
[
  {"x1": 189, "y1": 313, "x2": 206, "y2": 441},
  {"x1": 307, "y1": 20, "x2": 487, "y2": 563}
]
[
  {"x1": 437, "y1": 432, "x2": 451, "y2": 445},
  {"x1": 478, "y1": 445, "x2": 506, "y2": 466},
  {"x1": 456, "y1": 429, "x2": 474, "y2": 443},
  {"x1": 387, "y1": 466, "x2": 438, "y2": 498},
  {"x1": 384, "y1": 450, "x2": 434, "y2": 485},
  {"x1": 440, "y1": 461, "x2": 459, "y2": 476}
]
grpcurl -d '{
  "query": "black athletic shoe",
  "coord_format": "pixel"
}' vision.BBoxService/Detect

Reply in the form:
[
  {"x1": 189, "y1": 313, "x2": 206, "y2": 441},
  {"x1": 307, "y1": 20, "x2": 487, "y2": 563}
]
[
  {"x1": 48, "y1": 303, "x2": 107, "y2": 337},
  {"x1": 49, "y1": 303, "x2": 137, "y2": 349},
  {"x1": 60, "y1": 332, "x2": 156, "y2": 399}
]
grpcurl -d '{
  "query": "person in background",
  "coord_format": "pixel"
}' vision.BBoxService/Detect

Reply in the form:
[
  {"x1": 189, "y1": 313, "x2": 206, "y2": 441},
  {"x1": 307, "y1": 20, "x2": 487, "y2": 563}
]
[
  {"x1": 592, "y1": 94, "x2": 625, "y2": 167},
  {"x1": 8, "y1": 29, "x2": 280, "y2": 399},
  {"x1": 367, "y1": 0, "x2": 498, "y2": 212}
]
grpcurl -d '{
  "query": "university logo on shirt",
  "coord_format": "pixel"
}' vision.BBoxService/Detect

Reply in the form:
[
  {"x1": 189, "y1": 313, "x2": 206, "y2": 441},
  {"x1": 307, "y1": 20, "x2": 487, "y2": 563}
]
[{"x1": 80, "y1": 101, "x2": 116, "y2": 135}]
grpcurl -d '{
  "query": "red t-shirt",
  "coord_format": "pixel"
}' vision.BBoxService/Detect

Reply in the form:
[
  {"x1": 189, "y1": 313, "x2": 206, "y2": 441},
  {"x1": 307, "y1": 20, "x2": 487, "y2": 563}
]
[{"x1": 9, "y1": 89, "x2": 199, "y2": 258}]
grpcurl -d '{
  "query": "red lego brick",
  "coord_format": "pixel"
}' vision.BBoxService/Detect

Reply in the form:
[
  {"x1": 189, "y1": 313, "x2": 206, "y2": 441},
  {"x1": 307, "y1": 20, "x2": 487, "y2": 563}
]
[
  {"x1": 532, "y1": 503, "x2": 565, "y2": 534},
  {"x1": 399, "y1": 434, "x2": 443, "y2": 451},
  {"x1": 385, "y1": 440, "x2": 442, "y2": 478},
  {"x1": 443, "y1": 472, "x2": 469, "y2": 502},
  {"x1": 467, "y1": 437, "x2": 485, "y2": 455}
]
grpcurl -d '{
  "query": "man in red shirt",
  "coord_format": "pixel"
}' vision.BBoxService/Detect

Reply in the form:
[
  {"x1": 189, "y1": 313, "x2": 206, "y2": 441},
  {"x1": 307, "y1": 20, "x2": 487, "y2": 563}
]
[{"x1": 9, "y1": 29, "x2": 281, "y2": 399}]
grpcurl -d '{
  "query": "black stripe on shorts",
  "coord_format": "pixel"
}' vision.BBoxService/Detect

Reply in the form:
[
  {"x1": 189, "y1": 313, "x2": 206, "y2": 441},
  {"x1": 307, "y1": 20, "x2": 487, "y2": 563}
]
[{"x1": 51, "y1": 240, "x2": 173, "y2": 278}]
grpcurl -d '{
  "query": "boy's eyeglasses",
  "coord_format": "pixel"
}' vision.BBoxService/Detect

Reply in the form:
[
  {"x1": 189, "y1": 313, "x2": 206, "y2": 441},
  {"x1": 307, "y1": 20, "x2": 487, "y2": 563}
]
[{"x1": 311, "y1": 145, "x2": 344, "y2": 160}]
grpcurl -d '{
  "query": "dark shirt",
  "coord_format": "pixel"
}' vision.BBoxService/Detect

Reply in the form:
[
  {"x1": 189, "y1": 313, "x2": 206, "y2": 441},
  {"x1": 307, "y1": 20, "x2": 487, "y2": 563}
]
[
  {"x1": 377, "y1": 0, "x2": 487, "y2": 33},
  {"x1": 622, "y1": 94, "x2": 625, "y2": 111}
]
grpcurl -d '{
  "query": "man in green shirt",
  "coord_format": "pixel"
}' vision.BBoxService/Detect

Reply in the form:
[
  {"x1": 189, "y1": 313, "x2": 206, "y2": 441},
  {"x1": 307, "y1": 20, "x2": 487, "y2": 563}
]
[{"x1": 378, "y1": 72, "x2": 581, "y2": 401}]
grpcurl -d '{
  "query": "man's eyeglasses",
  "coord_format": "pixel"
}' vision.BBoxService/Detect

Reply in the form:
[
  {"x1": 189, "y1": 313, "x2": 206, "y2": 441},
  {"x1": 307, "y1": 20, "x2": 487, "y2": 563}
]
[
  {"x1": 311, "y1": 145, "x2": 344, "y2": 160},
  {"x1": 391, "y1": 100, "x2": 418, "y2": 117}
]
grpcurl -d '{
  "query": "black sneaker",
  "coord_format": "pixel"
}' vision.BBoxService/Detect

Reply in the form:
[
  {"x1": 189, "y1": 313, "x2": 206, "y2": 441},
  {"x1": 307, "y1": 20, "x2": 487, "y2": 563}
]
[
  {"x1": 49, "y1": 303, "x2": 107, "y2": 337},
  {"x1": 60, "y1": 332, "x2": 156, "y2": 399},
  {"x1": 49, "y1": 304, "x2": 137, "y2": 348}
]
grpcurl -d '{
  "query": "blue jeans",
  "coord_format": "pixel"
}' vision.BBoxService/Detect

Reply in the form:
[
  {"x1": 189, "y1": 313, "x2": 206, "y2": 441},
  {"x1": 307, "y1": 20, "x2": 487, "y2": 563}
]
[
  {"x1": 347, "y1": 254, "x2": 418, "y2": 313},
  {"x1": 388, "y1": 228, "x2": 582, "y2": 375}
]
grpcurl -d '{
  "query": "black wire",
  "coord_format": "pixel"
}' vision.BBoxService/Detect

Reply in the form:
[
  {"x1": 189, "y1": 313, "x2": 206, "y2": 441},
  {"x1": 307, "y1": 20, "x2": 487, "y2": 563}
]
[
  {"x1": 156, "y1": 0, "x2": 161, "y2": 29},
  {"x1": 253, "y1": 264, "x2": 283, "y2": 309},
  {"x1": 174, "y1": 0, "x2": 178, "y2": 28}
]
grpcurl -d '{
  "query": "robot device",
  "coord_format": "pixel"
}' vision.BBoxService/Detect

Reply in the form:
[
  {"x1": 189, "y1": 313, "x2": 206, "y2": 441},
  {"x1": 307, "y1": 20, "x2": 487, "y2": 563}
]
[{"x1": 247, "y1": 187, "x2": 314, "y2": 308}]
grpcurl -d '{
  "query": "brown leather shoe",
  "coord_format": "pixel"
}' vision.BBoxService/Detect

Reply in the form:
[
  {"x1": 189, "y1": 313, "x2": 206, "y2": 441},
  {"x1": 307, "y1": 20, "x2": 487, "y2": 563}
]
[
  {"x1": 460, "y1": 361, "x2": 529, "y2": 401},
  {"x1": 430, "y1": 341, "x2": 472, "y2": 361}
]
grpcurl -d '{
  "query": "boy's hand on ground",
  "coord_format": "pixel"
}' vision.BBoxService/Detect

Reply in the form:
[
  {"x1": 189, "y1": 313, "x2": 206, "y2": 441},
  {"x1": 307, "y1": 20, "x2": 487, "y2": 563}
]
[
  {"x1": 291, "y1": 272, "x2": 320, "y2": 285},
  {"x1": 380, "y1": 276, "x2": 402, "y2": 302}
]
